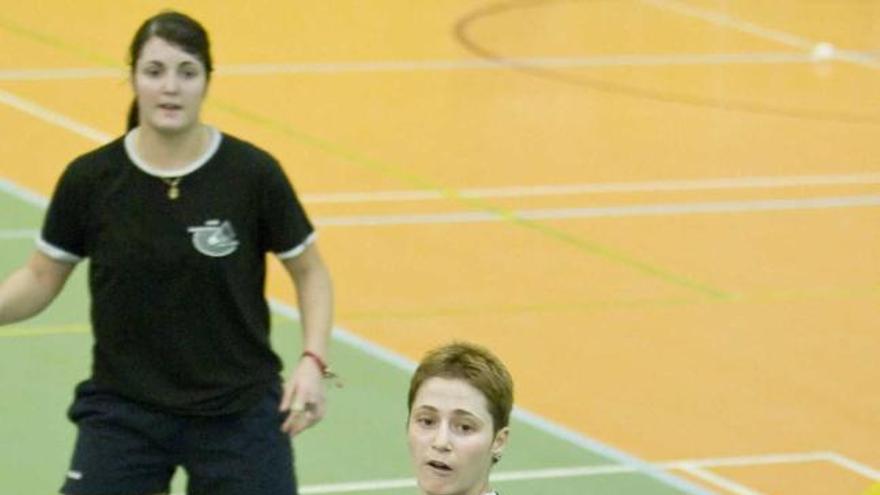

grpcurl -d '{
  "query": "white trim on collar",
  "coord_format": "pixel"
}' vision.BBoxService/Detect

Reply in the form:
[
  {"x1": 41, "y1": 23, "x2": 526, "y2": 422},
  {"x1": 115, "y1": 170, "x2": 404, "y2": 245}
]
[{"x1": 124, "y1": 126, "x2": 222, "y2": 178}]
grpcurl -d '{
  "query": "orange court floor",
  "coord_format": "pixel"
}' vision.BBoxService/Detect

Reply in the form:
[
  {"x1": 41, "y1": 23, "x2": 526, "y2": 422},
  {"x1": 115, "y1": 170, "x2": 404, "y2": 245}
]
[{"x1": 0, "y1": 1, "x2": 878, "y2": 494}]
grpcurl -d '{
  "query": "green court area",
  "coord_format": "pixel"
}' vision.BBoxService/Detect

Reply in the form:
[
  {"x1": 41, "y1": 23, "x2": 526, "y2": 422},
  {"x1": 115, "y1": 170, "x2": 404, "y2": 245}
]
[{"x1": 0, "y1": 184, "x2": 707, "y2": 494}]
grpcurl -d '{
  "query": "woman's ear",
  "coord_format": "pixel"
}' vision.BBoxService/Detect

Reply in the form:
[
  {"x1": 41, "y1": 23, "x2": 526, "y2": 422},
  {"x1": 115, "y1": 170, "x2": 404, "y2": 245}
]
[{"x1": 491, "y1": 426, "x2": 510, "y2": 462}]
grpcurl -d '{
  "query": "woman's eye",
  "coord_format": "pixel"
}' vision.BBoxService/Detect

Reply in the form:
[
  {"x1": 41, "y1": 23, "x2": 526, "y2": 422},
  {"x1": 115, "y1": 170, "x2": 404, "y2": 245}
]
[
  {"x1": 455, "y1": 422, "x2": 476, "y2": 433},
  {"x1": 416, "y1": 417, "x2": 434, "y2": 427}
]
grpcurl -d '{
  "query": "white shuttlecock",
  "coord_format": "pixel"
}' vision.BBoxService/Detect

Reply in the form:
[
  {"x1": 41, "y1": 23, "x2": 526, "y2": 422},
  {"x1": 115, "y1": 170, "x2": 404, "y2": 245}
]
[{"x1": 811, "y1": 42, "x2": 836, "y2": 61}]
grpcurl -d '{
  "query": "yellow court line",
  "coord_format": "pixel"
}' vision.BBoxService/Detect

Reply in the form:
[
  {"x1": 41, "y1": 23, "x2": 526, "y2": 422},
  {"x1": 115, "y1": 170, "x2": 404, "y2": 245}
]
[
  {"x1": 0, "y1": 323, "x2": 89, "y2": 338},
  {"x1": 0, "y1": 14, "x2": 119, "y2": 67}
]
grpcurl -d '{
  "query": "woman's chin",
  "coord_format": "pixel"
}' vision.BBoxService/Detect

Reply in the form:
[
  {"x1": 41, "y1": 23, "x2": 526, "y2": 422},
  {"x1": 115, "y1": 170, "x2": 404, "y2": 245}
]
[
  {"x1": 144, "y1": 116, "x2": 196, "y2": 135},
  {"x1": 418, "y1": 476, "x2": 457, "y2": 495}
]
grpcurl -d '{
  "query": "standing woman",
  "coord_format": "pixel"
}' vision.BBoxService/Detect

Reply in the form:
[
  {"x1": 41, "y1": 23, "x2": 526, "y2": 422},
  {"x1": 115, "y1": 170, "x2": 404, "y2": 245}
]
[{"x1": 0, "y1": 10, "x2": 333, "y2": 495}]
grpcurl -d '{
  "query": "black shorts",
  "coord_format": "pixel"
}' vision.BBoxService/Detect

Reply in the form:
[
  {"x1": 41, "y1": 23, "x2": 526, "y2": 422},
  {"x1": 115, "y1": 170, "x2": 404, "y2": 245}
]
[{"x1": 60, "y1": 380, "x2": 296, "y2": 495}]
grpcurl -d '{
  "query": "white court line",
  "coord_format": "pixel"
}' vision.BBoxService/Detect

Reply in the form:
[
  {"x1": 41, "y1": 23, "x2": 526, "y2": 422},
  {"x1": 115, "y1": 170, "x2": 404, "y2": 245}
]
[
  {"x1": 298, "y1": 478, "x2": 414, "y2": 494},
  {"x1": 668, "y1": 451, "x2": 830, "y2": 469},
  {"x1": 216, "y1": 53, "x2": 814, "y2": 73},
  {"x1": 0, "y1": 178, "x2": 48, "y2": 208},
  {"x1": 640, "y1": 0, "x2": 814, "y2": 49},
  {"x1": 312, "y1": 195, "x2": 880, "y2": 227},
  {"x1": 670, "y1": 451, "x2": 880, "y2": 485},
  {"x1": 164, "y1": 450, "x2": 860, "y2": 494},
  {"x1": 0, "y1": 89, "x2": 112, "y2": 143},
  {"x1": 677, "y1": 465, "x2": 764, "y2": 495},
  {"x1": 823, "y1": 452, "x2": 880, "y2": 480},
  {"x1": 0, "y1": 67, "x2": 123, "y2": 81},
  {"x1": 293, "y1": 465, "x2": 638, "y2": 494},
  {"x1": 0, "y1": 229, "x2": 38, "y2": 239},
  {"x1": 291, "y1": 451, "x2": 880, "y2": 494},
  {"x1": 4, "y1": 86, "x2": 874, "y2": 226},
  {"x1": 302, "y1": 173, "x2": 880, "y2": 204},
  {"x1": 0, "y1": 52, "x2": 875, "y2": 81},
  {"x1": 641, "y1": 0, "x2": 880, "y2": 70}
]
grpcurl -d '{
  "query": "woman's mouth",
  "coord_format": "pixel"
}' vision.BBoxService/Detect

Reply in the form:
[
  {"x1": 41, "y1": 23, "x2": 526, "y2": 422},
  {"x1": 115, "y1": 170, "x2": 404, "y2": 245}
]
[{"x1": 426, "y1": 460, "x2": 453, "y2": 473}]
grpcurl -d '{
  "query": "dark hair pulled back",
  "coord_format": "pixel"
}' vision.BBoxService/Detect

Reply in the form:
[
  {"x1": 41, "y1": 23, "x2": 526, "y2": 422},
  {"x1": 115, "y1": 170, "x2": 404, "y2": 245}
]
[{"x1": 126, "y1": 11, "x2": 213, "y2": 131}]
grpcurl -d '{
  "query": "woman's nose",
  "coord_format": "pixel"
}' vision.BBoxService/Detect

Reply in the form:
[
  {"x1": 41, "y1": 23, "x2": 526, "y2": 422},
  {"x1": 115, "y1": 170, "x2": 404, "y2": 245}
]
[
  {"x1": 162, "y1": 74, "x2": 180, "y2": 92},
  {"x1": 431, "y1": 424, "x2": 452, "y2": 451}
]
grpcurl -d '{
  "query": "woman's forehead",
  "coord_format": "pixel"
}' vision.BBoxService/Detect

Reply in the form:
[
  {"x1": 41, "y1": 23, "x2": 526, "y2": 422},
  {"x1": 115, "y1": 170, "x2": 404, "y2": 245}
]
[
  {"x1": 138, "y1": 36, "x2": 202, "y2": 65},
  {"x1": 413, "y1": 377, "x2": 492, "y2": 418}
]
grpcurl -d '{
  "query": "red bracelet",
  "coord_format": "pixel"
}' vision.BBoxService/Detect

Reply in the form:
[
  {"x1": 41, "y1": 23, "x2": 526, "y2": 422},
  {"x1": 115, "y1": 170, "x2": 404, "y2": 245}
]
[
  {"x1": 301, "y1": 351, "x2": 329, "y2": 375},
  {"x1": 301, "y1": 351, "x2": 343, "y2": 387}
]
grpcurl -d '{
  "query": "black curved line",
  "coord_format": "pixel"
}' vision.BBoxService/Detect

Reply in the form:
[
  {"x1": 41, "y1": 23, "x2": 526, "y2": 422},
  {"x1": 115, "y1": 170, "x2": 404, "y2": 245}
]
[{"x1": 453, "y1": 0, "x2": 880, "y2": 125}]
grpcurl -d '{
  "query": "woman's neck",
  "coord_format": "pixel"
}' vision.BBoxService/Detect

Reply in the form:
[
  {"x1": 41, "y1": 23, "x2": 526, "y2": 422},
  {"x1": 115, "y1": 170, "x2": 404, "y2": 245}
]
[
  {"x1": 135, "y1": 124, "x2": 210, "y2": 172},
  {"x1": 475, "y1": 478, "x2": 494, "y2": 495},
  {"x1": 420, "y1": 481, "x2": 495, "y2": 495}
]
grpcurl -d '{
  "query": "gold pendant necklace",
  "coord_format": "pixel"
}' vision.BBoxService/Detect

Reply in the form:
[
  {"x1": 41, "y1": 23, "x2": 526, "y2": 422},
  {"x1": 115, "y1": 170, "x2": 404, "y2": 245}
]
[{"x1": 162, "y1": 177, "x2": 182, "y2": 200}]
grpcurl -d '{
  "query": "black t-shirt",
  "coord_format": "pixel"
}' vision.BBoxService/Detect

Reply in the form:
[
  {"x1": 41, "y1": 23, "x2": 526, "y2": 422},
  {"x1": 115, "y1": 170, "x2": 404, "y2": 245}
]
[{"x1": 40, "y1": 128, "x2": 315, "y2": 415}]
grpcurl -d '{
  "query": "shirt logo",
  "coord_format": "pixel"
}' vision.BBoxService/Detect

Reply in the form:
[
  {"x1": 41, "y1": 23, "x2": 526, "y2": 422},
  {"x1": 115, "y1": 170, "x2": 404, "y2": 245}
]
[
  {"x1": 188, "y1": 220, "x2": 240, "y2": 257},
  {"x1": 66, "y1": 470, "x2": 83, "y2": 480}
]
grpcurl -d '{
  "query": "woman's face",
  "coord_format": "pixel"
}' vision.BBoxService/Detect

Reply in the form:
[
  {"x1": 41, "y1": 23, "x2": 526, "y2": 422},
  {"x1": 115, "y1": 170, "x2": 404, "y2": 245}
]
[
  {"x1": 408, "y1": 377, "x2": 508, "y2": 495},
  {"x1": 133, "y1": 36, "x2": 207, "y2": 134}
]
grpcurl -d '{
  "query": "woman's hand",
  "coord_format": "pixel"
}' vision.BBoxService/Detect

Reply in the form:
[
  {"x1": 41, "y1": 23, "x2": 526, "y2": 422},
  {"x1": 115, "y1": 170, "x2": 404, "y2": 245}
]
[{"x1": 279, "y1": 354, "x2": 327, "y2": 436}]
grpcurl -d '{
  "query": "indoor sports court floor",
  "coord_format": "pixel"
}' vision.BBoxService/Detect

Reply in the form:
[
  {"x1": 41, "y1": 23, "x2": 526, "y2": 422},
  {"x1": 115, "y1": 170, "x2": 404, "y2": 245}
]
[{"x1": 1, "y1": 1, "x2": 878, "y2": 494}]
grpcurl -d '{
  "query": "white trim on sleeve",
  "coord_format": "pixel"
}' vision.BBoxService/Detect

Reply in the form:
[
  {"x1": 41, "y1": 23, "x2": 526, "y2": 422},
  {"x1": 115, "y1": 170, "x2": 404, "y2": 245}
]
[
  {"x1": 275, "y1": 231, "x2": 317, "y2": 260},
  {"x1": 36, "y1": 237, "x2": 83, "y2": 263}
]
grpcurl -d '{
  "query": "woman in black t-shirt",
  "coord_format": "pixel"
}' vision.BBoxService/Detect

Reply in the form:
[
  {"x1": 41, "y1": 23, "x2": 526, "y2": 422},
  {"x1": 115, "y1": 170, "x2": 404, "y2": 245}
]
[{"x1": 0, "y1": 11, "x2": 333, "y2": 495}]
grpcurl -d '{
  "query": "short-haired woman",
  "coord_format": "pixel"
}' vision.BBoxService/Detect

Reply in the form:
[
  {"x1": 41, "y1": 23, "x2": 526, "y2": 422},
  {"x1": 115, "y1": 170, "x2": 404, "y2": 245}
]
[{"x1": 407, "y1": 342, "x2": 514, "y2": 495}]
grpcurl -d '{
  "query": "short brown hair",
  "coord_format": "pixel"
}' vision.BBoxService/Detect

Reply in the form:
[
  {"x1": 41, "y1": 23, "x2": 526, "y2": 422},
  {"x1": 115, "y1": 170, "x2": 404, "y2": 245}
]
[{"x1": 407, "y1": 342, "x2": 514, "y2": 433}]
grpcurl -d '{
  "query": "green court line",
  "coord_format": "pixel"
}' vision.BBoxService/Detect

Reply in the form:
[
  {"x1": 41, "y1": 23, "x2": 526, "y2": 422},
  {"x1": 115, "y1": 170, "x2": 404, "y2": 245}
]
[
  {"x1": 0, "y1": 323, "x2": 88, "y2": 337},
  {"x1": 212, "y1": 100, "x2": 732, "y2": 300},
  {"x1": 0, "y1": 13, "x2": 732, "y2": 301},
  {"x1": 0, "y1": 15, "x2": 119, "y2": 68}
]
